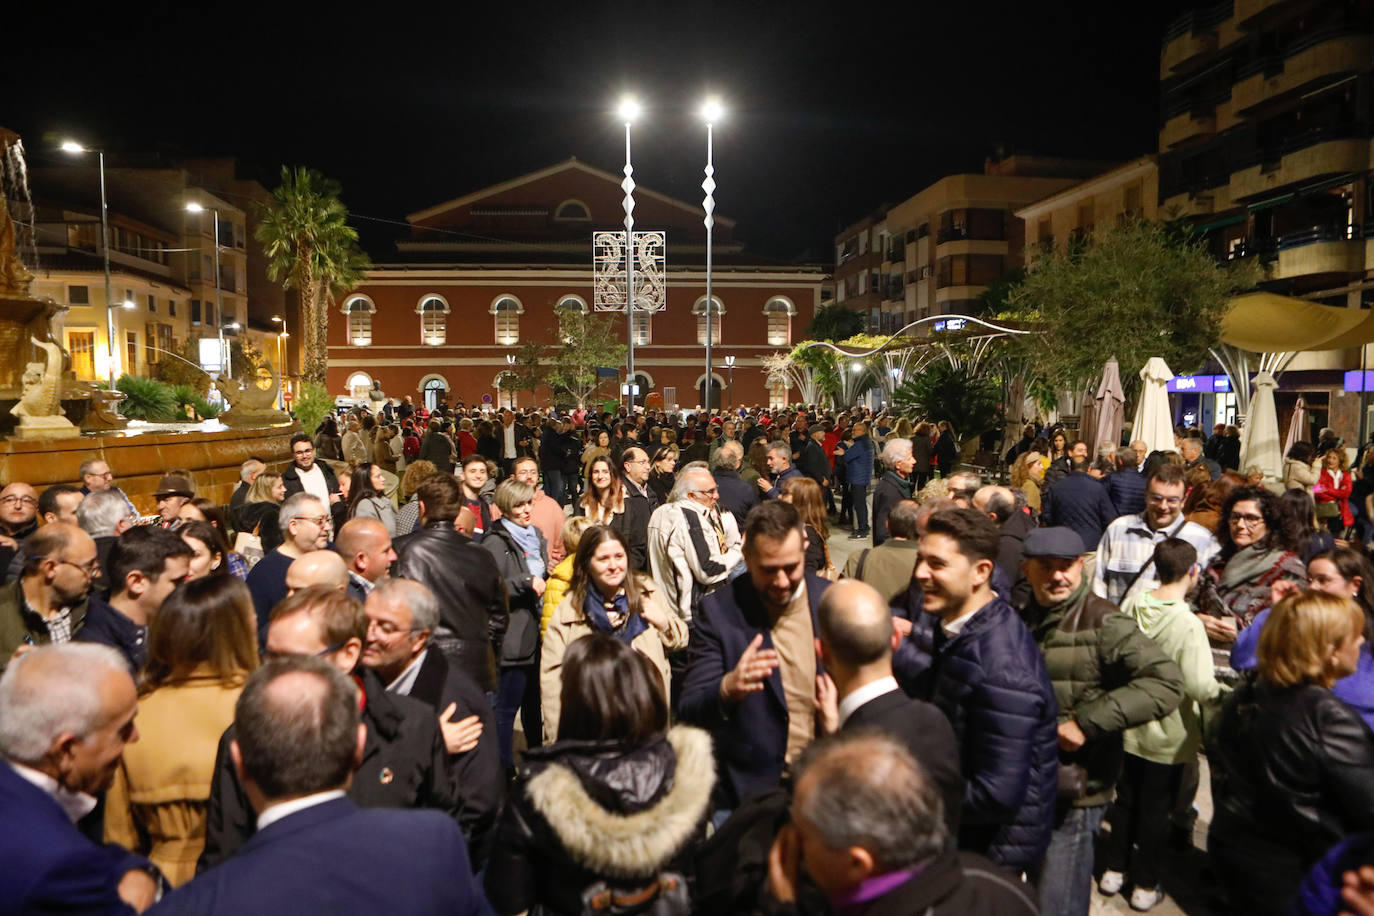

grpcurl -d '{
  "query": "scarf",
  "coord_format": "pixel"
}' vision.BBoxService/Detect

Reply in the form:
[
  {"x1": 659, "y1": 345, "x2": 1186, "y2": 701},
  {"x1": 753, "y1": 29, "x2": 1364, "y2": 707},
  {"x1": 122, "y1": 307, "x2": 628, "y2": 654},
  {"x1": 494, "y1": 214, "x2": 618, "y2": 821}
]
[
  {"x1": 504, "y1": 519, "x2": 546, "y2": 578},
  {"x1": 582, "y1": 584, "x2": 648, "y2": 645},
  {"x1": 884, "y1": 470, "x2": 914, "y2": 499},
  {"x1": 1218, "y1": 544, "x2": 1290, "y2": 591}
]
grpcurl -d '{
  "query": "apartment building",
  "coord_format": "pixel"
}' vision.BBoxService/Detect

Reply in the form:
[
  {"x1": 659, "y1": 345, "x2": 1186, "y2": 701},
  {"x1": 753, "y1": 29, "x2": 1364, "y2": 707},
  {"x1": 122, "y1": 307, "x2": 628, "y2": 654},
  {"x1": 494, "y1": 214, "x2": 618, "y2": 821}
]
[
  {"x1": 833, "y1": 210, "x2": 889, "y2": 333},
  {"x1": 1018, "y1": 156, "x2": 1160, "y2": 252}
]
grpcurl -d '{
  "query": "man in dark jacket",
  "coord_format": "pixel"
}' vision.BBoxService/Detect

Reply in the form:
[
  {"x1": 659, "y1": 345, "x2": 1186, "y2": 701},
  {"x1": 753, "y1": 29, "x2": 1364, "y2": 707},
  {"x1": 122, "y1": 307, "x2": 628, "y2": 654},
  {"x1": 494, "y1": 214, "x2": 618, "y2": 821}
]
[
  {"x1": 758, "y1": 441, "x2": 804, "y2": 500},
  {"x1": 972, "y1": 485, "x2": 1034, "y2": 609},
  {"x1": 1105, "y1": 446, "x2": 1145, "y2": 517},
  {"x1": 200, "y1": 586, "x2": 462, "y2": 873},
  {"x1": 393, "y1": 474, "x2": 508, "y2": 693},
  {"x1": 1017, "y1": 527, "x2": 1183, "y2": 916},
  {"x1": 712, "y1": 440, "x2": 758, "y2": 525},
  {"x1": 872, "y1": 437, "x2": 916, "y2": 546},
  {"x1": 839, "y1": 422, "x2": 875, "y2": 538},
  {"x1": 768, "y1": 731, "x2": 1039, "y2": 916},
  {"x1": 280, "y1": 433, "x2": 341, "y2": 505},
  {"x1": 795, "y1": 426, "x2": 831, "y2": 490},
  {"x1": 896, "y1": 508, "x2": 1059, "y2": 872},
  {"x1": 1040, "y1": 460, "x2": 1118, "y2": 555}
]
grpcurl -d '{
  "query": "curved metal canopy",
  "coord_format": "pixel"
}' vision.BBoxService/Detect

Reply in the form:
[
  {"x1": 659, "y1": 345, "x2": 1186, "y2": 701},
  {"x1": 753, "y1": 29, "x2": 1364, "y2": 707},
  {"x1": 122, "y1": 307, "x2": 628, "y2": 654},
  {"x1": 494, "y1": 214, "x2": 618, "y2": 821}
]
[{"x1": 1221, "y1": 292, "x2": 1374, "y2": 353}]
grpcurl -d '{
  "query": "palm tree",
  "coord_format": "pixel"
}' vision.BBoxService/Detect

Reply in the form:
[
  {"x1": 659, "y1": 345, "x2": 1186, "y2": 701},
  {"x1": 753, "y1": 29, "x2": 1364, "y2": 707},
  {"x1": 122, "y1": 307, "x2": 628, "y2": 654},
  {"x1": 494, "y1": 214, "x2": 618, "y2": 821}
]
[{"x1": 255, "y1": 166, "x2": 370, "y2": 385}]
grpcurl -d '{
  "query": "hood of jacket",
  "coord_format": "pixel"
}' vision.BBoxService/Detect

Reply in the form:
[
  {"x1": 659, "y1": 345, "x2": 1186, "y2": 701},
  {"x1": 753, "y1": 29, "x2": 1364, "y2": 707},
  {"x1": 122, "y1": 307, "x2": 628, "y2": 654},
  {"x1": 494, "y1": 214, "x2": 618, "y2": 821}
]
[{"x1": 523, "y1": 725, "x2": 713, "y2": 879}]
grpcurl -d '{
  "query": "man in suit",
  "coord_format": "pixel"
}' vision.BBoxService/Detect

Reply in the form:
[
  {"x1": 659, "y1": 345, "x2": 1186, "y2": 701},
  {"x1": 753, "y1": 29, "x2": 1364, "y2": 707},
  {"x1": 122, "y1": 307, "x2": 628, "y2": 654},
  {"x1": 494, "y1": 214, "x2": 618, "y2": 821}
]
[
  {"x1": 679, "y1": 500, "x2": 830, "y2": 814},
  {"x1": 199, "y1": 586, "x2": 460, "y2": 872},
  {"x1": 812, "y1": 579, "x2": 963, "y2": 835},
  {"x1": 362, "y1": 578, "x2": 502, "y2": 866},
  {"x1": 159, "y1": 655, "x2": 488, "y2": 915},
  {"x1": 0, "y1": 643, "x2": 158, "y2": 913}
]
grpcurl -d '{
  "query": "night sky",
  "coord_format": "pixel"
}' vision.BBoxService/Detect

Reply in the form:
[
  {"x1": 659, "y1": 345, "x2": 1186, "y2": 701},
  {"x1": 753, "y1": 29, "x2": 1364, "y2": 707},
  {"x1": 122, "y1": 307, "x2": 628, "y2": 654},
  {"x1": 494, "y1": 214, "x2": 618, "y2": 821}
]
[{"x1": 8, "y1": 0, "x2": 1197, "y2": 261}]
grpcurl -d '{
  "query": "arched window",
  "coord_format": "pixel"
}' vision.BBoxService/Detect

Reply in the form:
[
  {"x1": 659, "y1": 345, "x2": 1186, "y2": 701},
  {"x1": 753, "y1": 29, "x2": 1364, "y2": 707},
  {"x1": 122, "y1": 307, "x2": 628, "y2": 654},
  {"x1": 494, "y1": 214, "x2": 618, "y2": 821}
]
[
  {"x1": 417, "y1": 295, "x2": 449, "y2": 346},
  {"x1": 768, "y1": 379, "x2": 788, "y2": 410},
  {"x1": 694, "y1": 372, "x2": 726, "y2": 410},
  {"x1": 555, "y1": 295, "x2": 587, "y2": 341},
  {"x1": 693, "y1": 296, "x2": 724, "y2": 346},
  {"x1": 554, "y1": 200, "x2": 590, "y2": 221},
  {"x1": 343, "y1": 295, "x2": 375, "y2": 347},
  {"x1": 625, "y1": 370, "x2": 654, "y2": 398},
  {"x1": 491, "y1": 295, "x2": 524, "y2": 345},
  {"x1": 419, "y1": 374, "x2": 449, "y2": 411},
  {"x1": 764, "y1": 297, "x2": 796, "y2": 346},
  {"x1": 346, "y1": 371, "x2": 372, "y2": 398}
]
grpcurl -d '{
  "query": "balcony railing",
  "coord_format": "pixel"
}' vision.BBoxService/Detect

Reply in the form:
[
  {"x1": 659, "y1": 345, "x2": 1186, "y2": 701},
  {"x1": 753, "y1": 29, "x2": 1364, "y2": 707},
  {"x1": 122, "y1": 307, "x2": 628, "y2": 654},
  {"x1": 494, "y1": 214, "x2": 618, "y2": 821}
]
[
  {"x1": 935, "y1": 227, "x2": 1006, "y2": 244},
  {"x1": 1276, "y1": 223, "x2": 1359, "y2": 249}
]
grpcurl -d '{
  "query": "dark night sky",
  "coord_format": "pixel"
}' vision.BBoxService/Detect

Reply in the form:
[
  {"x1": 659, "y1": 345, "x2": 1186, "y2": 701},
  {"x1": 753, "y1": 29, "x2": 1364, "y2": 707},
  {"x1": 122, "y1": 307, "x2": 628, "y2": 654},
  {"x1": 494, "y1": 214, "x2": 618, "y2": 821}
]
[{"x1": 7, "y1": 0, "x2": 1198, "y2": 261}]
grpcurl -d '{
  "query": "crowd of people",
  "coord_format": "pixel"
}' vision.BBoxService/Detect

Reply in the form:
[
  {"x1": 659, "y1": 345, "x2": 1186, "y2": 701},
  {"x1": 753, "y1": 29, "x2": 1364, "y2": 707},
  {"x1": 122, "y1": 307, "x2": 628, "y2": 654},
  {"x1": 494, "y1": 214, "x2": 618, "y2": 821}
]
[{"x1": 7, "y1": 400, "x2": 1374, "y2": 916}]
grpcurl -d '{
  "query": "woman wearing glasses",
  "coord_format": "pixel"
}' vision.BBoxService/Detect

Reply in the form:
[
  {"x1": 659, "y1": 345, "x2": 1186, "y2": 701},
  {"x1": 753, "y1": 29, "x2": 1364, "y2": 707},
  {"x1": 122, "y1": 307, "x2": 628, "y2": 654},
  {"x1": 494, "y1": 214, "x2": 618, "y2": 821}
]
[{"x1": 1197, "y1": 486, "x2": 1306, "y2": 654}]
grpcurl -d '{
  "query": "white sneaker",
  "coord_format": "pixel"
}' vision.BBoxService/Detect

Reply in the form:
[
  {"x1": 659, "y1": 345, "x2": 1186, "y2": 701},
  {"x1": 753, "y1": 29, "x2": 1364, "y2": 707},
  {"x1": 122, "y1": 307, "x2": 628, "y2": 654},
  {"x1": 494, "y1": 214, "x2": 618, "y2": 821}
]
[
  {"x1": 1098, "y1": 870, "x2": 1124, "y2": 896},
  {"x1": 1130, "y1": 886, "x2": 1165, "y2": 911}
]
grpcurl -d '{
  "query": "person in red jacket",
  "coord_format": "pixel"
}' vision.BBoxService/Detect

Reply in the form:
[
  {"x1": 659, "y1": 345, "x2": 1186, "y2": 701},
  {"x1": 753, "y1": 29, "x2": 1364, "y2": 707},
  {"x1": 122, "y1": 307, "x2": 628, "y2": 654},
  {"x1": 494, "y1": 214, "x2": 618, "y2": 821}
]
[{"x1": 1315, "y1": 448, "x2": 1355, "y2": 536}]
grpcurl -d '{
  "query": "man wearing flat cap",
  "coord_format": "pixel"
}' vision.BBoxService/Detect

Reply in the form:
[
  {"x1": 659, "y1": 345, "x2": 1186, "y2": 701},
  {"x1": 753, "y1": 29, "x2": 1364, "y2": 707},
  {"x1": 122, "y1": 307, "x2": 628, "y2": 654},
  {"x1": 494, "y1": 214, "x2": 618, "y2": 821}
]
[
  {"x1": 1017, "y1": 526, "x2": 1184, "y2": 916},
  {"x1": 153, "y1": 474, "x2": 195, "y2": 528}
]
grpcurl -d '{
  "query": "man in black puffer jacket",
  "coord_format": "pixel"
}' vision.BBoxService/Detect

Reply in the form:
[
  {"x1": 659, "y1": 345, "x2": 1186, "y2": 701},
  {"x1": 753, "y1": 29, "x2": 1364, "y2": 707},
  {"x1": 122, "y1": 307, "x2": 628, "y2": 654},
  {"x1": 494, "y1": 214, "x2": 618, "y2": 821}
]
[{"x1": 896, "y1": 508, "x2": 1059, "y2": 873}]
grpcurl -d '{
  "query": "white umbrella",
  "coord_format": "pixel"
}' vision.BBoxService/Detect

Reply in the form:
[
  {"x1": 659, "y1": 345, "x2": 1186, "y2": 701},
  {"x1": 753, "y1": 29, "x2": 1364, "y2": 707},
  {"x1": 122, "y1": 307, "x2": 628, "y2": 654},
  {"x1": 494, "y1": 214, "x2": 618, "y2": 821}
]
[
  {"x1": 1240, "y1": 371, "x2": 1283, "y2": 482},
  {"x1": 1283, "y1": 396, "x2": 1308, "y2": 457},
  {"x1": 1130, "y1": 357, "x2": 1175, "y2": 456},
  {"x1": 1094, "y1": 358, "x2": 1126, "y2": 456}
]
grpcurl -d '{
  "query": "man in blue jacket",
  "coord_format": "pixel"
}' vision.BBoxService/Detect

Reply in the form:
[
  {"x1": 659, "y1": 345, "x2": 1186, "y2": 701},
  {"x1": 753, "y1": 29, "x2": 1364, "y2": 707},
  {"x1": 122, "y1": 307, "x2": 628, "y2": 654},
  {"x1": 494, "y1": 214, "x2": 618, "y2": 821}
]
[
  {"x1": 1040, "y1": 460, "x2": 1119, "y2": 556},
  {"x1": 156, "y1": 655, "x2": 489, "y2": 916},
  {"x1": 838, "y1": 421, "x2": 875, "y2": 539},
  {"x1": 896, "y1": 507, "x2": 1059, "y2": 873},
  {"x1": 679, "y1": 500, "x2": 830, "y2": 815},
  {"x1": 0, "y1": 643, "x2": 158, "y2": 914}
]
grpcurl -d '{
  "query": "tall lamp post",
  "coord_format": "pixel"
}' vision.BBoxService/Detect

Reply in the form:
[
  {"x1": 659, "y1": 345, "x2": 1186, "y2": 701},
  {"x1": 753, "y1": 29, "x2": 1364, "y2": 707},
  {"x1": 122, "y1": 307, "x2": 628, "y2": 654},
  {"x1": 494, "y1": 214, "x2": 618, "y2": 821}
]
[
  {"x1": 186, "y1": 202, "x2": 227, "y2": 379},
  {"x1": 700, "y1": 98, "x2": 723, "y2": 412},
  {"x1": 271, "y1": 315, "x2": 288, "y2": 410},
  {"x1": 618, "y1": 96, "x2": 641, "y2": 414},
  {"x1": 59, "y1": 141, "x2": 117, "y2": 389},
  {"x1": 724, "y1": 355, "x2": 736, "y2": 409},
  {"x1": 505, "y1": 354, "x2": 516, "y2": 409}
]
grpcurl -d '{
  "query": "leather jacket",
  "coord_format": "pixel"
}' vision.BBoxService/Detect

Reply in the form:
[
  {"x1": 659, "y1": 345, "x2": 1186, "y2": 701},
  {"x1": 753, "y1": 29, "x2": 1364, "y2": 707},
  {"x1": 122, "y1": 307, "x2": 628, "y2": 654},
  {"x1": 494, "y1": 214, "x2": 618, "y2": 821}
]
[
  {"x1": 480, "y1": 519, "x2": 549, "y2": 667},
  {"x1": 1209, "y1": 676, "x2": 1374, "y2": 867},
  {"x1": 393, "y1": 521, "x2": 509, "y2": 692}
]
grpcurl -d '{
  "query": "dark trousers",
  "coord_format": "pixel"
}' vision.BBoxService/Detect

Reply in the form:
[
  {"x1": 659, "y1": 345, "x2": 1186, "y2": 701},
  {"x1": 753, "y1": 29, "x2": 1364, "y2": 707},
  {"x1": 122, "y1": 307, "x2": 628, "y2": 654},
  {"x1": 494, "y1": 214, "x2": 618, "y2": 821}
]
[
  {"x1": 495, "y1": 663, "x2": 540, "y2": 770},
  {"x1": 838, "y1": 480, "x2": 853, "y2": 524},
  {"x1": 850, "y1": 483, "x2": 870, "y2": 534},
  {"x1": 543, "y1": 468, "x2": 566, "y2": 505},
  {"x1": 1105, "y1": 753, "x2": 1183, "y2": 889},
  {"x1": 1208, "y1": 818, "x2": 1307, "y2": 916}
]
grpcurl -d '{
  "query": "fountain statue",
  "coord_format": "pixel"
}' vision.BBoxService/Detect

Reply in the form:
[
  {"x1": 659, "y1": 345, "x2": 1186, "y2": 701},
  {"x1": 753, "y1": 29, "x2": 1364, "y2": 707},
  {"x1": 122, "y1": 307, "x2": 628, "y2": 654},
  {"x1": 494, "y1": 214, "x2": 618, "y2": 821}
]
[{"x1": 0, "y1": 128, "x2": 80, "y2": 437}]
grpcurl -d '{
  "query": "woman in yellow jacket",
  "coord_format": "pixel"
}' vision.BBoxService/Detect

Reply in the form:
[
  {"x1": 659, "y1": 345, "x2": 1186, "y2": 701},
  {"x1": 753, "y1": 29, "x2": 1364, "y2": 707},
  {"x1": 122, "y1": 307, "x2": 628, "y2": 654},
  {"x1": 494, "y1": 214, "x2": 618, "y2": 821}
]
[
  {"x1": 104, "y1": 576, "x2": 259, "y2": 886},
  {"x1": 541, "y1": 516, "x2": 595, "y2": 638},
  {"x1": 540, "y1": 525, "x2": 688, "y2": 744}
]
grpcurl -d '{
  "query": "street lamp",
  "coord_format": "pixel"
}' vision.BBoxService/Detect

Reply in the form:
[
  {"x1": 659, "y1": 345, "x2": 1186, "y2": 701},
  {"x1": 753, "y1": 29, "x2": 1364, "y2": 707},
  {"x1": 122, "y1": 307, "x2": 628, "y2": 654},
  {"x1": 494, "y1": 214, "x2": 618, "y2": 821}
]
[
  {"x1": 505, "y1": 353, "x2": 516, "y2": 409},
  {"x1": 700, "y1": 97, "x2": 723, "y2": 412},
  {"x1": 186, "y1": 202, "x2": 227, "y2": 379},
  {"x1": 60, "y1": 140, "x2": 117, "y2": 388},
  {"x1": 724, "y1": 355, "x2": 736, "y2": 408},
  {"x1": 271, "y1": 315, "x2": 288, "y2": 410},
  {"x1": 617, "y1": 95, "x2": 640, "y2": 413}
]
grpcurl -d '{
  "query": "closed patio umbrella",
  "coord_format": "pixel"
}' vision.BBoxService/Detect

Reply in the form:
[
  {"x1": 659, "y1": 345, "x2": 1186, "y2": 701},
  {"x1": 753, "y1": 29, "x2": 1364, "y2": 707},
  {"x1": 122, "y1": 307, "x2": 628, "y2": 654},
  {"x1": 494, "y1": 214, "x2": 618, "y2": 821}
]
[
  {"x1": 1130, "y1": 357, "x2": 1175, "y2": 457},
  {"x1": 1283, "y1": 396, "x2": 1308, "y2": 458},
  {"x1": 1093, "y1": 358, "x2": 1126, "y2": 457},
  {"x1": 1241, "y1": 371, "x2": 1283, "y2": 482}
]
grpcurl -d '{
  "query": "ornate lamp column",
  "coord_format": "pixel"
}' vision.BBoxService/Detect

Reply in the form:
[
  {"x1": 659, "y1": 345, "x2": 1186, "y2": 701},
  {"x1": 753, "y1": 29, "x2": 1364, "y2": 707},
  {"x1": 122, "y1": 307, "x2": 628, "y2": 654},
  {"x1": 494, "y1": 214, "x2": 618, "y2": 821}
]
[{"x1": 618, "y1": 96, "x2": 640, "y2": 413}]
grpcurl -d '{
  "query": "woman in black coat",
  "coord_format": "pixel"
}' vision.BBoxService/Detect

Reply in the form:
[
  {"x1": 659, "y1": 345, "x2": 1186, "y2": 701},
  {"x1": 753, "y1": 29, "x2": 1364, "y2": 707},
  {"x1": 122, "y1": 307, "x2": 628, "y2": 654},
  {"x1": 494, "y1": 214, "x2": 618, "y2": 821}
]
[
  {"x1": 485, "y1": 634, "x2": 713, "y2": 916},
  {"x1": 934, "y1": 421, "x2": 958, "y2": 478},
  {"x1": 1207, "y1": 589, "x2": 1374, "y2": 916}
]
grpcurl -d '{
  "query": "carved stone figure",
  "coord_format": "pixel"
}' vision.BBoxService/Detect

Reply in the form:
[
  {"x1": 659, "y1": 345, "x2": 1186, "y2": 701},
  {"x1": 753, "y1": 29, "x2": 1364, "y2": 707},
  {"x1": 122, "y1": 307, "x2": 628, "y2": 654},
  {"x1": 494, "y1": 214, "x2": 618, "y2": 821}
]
[{"x1": 10, "y1": 336, "x2": 78, "y2": 438}]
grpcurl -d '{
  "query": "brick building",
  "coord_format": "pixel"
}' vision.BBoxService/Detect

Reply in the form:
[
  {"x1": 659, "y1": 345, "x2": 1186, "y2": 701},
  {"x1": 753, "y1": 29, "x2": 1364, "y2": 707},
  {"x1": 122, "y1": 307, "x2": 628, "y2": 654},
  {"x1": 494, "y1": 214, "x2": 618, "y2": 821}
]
[{"x1": 328, "y1": 159, "x2": 826, "y2": 409}]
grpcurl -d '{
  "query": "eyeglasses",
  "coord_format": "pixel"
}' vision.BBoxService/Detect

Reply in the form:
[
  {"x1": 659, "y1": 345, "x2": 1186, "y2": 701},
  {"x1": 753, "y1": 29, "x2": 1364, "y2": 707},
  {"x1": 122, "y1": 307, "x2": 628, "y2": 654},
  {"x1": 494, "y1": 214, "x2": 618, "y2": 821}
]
[
  {"x1": 262, "y1": 639, "x2": 348, "y2": 662},
  {"x1": 292, "y1": 449, "x2": 314, "y2": 457},
  {"x1": 296, "y1": 515, "x2": 332, "y2": 528},
  {"x1": 53, "y1": 557, "x2": 100, "y2": 577},
  {"x1": 1145, "y1": 494, "x2": 1183, "y2": 507},
  {"x1": 0, "y1": 495, "x2": 37, "y2": 507},
  {"x1": 1229, "y1": 512, "x2": 1265, "y2": 527},
  {"x1": 84, "y1": 471, "x2": 114, "y2": 480}
]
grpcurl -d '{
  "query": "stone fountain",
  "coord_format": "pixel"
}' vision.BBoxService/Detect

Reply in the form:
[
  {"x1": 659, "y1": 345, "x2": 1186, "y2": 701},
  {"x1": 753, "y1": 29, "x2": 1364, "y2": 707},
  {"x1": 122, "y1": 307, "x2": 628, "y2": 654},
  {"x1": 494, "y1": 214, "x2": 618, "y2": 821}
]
[{"x1": 0, "y1": 128, "x2": 79, "y2": 439}]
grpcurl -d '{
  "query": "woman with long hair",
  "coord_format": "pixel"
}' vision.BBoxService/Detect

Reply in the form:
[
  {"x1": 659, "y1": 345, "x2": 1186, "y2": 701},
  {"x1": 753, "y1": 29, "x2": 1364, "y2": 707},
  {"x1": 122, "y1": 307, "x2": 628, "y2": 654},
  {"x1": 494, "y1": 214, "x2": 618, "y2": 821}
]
[
  {"x1": 488, "y1": 633, "x2": 711, "y2": 916},
  {"x1": 780, "y1": 476, "x2": 832, "y2": 577},
  {"x1": 1010, "y1": 450, "x2": 1046, "y2": 514},
  {"x1": 1314, "y1": 447, "x2": 1354, "y2": 536},
  {"x1": 578, "y1": 454, "x2": 648, "y2": 571},
  {"x1": 313, "y1": 415, "x2": 342, "y2": 460},
  {"x1": 346, "y1": 461, "x2": 397, "y2": 535},
  {"x1": 1278, "y1": 487, "x2": 1336, "y2": 562},
  {"x1": 648, "y1": 445, "x2": 678, "y2": 505},
  {"x1": 179, "y1": 520, "x2": 229, "y2": 581},
  {"x1": 1282, "y1": 440, "x2": 1319, "y2": 493},
  {"x1": 372, "y1": 424, "x2": 397, "y2": 474},
  {"x1": 581, "y1": 429, "x2": 611, "y2": 483},
  {"x1": 742, "y1": 438, "x2": 768, "y2": 487},
  {"x1": 176, "y1": 497, "x2": 248, "y2": 578},
  {"x1": 419, "y1": 418, "x2": 456, "y2": 474},
  {"x1": 475, "y1": 419, "x2": 501, "y2": 465},
  {"x1": 229, "y1": 471, "x2": 286, "y2": 554},
  {"x1": 393, "y1": 459, "x2": 437, "y2": 536},
  {"x1": 103, "y1": 576, "x2": 259, "y2": 886},
  {"x1": 1206, "y1": 590, "x2": 1374, "y2": 915},
  {"x1": 540, "y1": 525, "x2": 687, "y2": 743},
  {"x1": 1196, "y1": 486, "x2": 1307, "y2": 651},
  {"x1": 1183, "y1": 471, "x2": 1244, "y2": 535}
]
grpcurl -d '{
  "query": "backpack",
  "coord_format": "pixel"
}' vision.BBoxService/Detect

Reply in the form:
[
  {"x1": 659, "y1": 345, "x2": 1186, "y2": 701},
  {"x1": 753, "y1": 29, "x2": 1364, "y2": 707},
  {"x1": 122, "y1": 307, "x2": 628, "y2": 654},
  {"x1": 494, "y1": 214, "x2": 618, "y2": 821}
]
[{"x1": 403, "y1": 433, "x2": 421, "y2": 460}]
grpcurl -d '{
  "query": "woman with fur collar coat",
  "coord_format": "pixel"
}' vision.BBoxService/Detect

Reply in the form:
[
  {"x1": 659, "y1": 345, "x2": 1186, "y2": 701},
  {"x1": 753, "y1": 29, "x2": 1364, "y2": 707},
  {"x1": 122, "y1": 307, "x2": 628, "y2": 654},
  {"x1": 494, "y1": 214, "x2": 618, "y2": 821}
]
[{"x1": 485, "y1": 634, "x2": 713, "y2": 916}]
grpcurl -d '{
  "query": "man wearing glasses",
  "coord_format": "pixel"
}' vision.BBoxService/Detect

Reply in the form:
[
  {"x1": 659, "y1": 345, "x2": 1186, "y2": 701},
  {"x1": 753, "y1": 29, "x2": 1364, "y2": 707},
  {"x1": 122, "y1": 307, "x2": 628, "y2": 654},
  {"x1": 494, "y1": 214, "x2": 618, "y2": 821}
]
[
  {"x1": 0, "y1": 523, "x2": 100, "y2": 674},
  {"x1": 0, "y1": 482, "x2": 40, "y2": 572},
  {"x1": 646, "y1": 466, "x2": 743, "y2": 627},
  {"x1": 1092, "y1": 463, "x2": 1218, "y2": 606},
  {"x1": 280, "y1": 433, "x2": 341, "y2": 512},
  {"x1": 246, "y1": 493, "x2": 332, "y2": 638}
]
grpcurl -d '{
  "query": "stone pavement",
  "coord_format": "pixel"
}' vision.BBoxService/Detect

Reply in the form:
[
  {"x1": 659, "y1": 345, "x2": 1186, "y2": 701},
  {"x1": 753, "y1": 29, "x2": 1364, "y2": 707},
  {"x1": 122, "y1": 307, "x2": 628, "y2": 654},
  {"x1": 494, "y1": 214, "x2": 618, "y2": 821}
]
[{"x1": 824, "y1": 525, "x2": 1223, "y2": 916}]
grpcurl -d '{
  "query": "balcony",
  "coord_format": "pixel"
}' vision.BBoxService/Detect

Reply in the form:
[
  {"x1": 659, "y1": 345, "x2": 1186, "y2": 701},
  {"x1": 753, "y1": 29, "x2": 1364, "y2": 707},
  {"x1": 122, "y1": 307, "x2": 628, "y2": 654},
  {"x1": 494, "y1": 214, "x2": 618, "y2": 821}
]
[
  {"x1": 1228, "y1": 128, "x2": 1370, "y2": 202},
  {"x1": 1231, "y1": 28, "x2": 1374, "y2": 115},
  {"x1": 1160, "y1": 109, "x2": 1218, "y2": 149},
  {"x1": 1161, "y1": 1, "x2": 1230, "y2": 75},
  {"x1": 1274, "y1": 225, "x2": 1367, "y2": 279},
  {"x1": 1234, "y1": 0, "x2": 1290, "y2": 30}
]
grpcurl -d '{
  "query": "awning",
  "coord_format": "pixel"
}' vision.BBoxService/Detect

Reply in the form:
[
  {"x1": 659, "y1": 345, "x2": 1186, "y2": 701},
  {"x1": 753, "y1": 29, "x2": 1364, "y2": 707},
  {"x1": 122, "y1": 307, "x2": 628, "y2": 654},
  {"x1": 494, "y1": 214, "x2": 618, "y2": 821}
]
[
  {"x1": 1196, "y1": 212, "x2": 1247, "y2": 233},
  {"x1": 1248, "y1": 193, "x2": 1295, "y2": 212},
  {"x1": 1221, "y1": 292, "x2": 1374, "y2": 352}
]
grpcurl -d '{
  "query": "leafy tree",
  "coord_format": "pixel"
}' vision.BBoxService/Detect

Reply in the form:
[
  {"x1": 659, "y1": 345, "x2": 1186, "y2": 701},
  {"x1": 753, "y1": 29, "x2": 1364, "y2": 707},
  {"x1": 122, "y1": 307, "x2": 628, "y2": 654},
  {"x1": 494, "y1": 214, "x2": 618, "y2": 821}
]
[
  {"x1": 292, "y1": 381, "x2": 334, "y2": 435},
  {"x1": 807, "y1": 305, "x2": 866, "y2": 342},
  {"x1": 893, "y1": 360, "x2": 1001, "y2": 447},
  {"x1": 546, "y1": 310, "x2": 626, "y2": 408},
  {"x1": 1002, "y1": 220, "x2": 1260, "y2": 401},
  {"x1": 256, "y1": 167, "x2": 371, "y2": 385},
  {"x1": 510, "y1": 341, "x2": 547, "y2": 400}
]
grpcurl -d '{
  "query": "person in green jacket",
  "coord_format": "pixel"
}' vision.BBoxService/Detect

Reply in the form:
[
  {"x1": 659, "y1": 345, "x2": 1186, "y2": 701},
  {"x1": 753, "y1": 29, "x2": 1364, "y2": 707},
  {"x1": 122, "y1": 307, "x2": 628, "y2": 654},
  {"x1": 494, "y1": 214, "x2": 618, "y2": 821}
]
[
  {"x1": 1018, "y1": 527, "x2": 1184, "y2": 916},
  {"x1": 1101, "y1": 536, "x2": 1227, "y2": 911}
]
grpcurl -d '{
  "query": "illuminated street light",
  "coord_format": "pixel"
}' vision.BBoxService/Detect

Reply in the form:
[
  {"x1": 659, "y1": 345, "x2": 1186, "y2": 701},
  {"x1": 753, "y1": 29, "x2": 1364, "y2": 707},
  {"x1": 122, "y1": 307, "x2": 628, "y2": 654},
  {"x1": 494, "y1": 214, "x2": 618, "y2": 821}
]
[
  {"x1": 617, "y1": 95, "x2": 640, "y2": 411},
  {"x1": 701, "y1": 96, "x2": 724, "y2": 411},
  {"x1": 60, "y1": 139, "x2": 117, "y2": 387},
  {"x1": 271, "y1": 315, "x2": 288, "y2": 410},
  {"x1": 186, "y1": 202, "x2": 228, "y2": 378}
]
